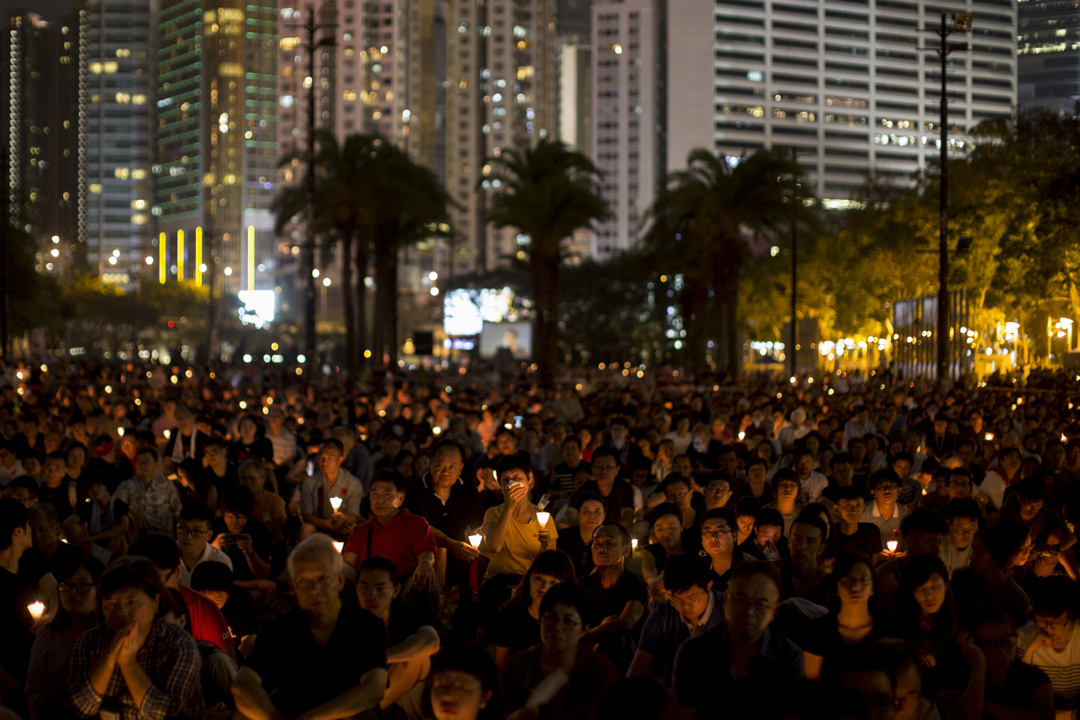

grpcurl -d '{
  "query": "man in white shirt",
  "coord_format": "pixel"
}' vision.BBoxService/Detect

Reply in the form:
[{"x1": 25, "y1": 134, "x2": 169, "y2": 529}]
[
  {"x1": 860, "y1": 469, "x2": 910, "y2": 548},
  {"x1": 176, "y1": 500, "x2": 233, "y2": 588},
  {"x1": 792, "y1": 447, "x2": 828, "y2": 502},
  {"x1": 979, "y1": 447, "x2": 1022, "y2": 511},
  {"x1": 777, "y1": 409, "x2": 811, "y2": 453}
]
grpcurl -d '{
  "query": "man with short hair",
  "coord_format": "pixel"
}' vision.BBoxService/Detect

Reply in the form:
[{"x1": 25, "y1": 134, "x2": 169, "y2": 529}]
[
  {"x1": 114, "y1": 447, "x2": 183, "y2": 537},
  {"x1": 941, "y1": 497, "x2": 981, "y2": 577},
  {"x1": 672, "y1": 561, "x2": 804, "y2": 715},
  {"x1": 569, "y1": 446, "x2": 636, "y2": 528},
  {"x1": 875, "y1": 507, "x2": 948, "y2": 614},
  {"x1": 792, "y1": 447, "x2": 828, "y2": 502},
  {"x1": 355, "y1": 556, "x2": 440, "y2": 713},
  {"x1": 629, "y1": 553, "x2": 723, "y2": 683},
  {"x1": 0, "y1": 498, "x2": 35, "y2": 695},
  {"x1": 581, "y1": 522, "x2": 647, "y2": 675},
  {"x1": 162, "y1": 405, "x2": 208, "y2": 470},
  {"x1": 232, "y1": 534, "x2": 388, "y2": 720},
  {"x1": 202, "y1": 436, "x2": 239, "y2": 495},
  {"x1": 860, "y1": 469, "x2": 910, "y2": 548},
  {"x1": 980, "y1": 447, "x2": 1022, "y2": 511},
  {"x1": 298, "y1": 438, "x2": 363, "y2": 538},
  {"x1": 176, "y1": 501, "x2": 233, "y2": 588},
  {"x1": 785, "y1": 510, "x2": 831, "y2": 604},
  {"x1": 835, "y1": 485, "x2": 883, "y2": 559},
  {"x1": 265, "y1": 408, "x2": 297, "y2": 473}
]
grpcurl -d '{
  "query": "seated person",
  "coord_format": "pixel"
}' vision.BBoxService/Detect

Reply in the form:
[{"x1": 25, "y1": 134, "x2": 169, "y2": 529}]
[
  {"x1": 953, "y1": 525, "x2": 1032, "y2": 631},
  {"x1": 355, "y1": 556, "x2": 440, "y2": 714},
  {"x1": 640, "y1": 503, "x2": 688, "y2": 602},
  {"x1": 580, "y1": 522, "x2": 647, "y2": 675},
  {"x1": 834, "y1": 485, "x2": 884, "y2": 561},
  {"x1": 423, "y1": 644, "x2": 500, "y2": 720},
  {"x1": 941, "y1": 497, "x2": 981, "y2": 577},
  {"x1": 957, "y1": 602, "x2": 1054, "y2": 720},
  {"x1": 492, "y1": 550, "x2": 577, "y2": 668},
  {"x1": 73, "y1": 473, "x2": 130, "y2": 557},
  {"x1": 211, "y1": 486, "x2": 275, "y2": 597},
  {"x1": 232, "y1": 534, "x2": 388, "y2": 720},
  {"x1": 342, "y1": 471, "x2": 439, "y2": 617},
  {"x1": 501, "y1": 583, "x2": 618, "y2": 720},
  {"x1": 190, "y1": 562, "x2": 257, "y2": 658},
  {"x1": 628, "y1": 553, "x2": 723, "y2": 683},
  {"x1": 699, "y1": 508, "x2": 739, "y2": 591},
  {"x1": 298, "y1": 439, "x2": 363, "y2": 540},
  {"x1": 160, "y1": 589, "x2": 238, "y2": 720},
  {"x1": 555, "y1": 494, "x2": 604, "y2": 578},
  {"x1": 25, "y1": 556, "x2": 104, "y2": 720},
  {"x1": 68, "y1": 556, "x2": 204, "y2": 720},
  {"x1": 672, "y1": 561, "x2": 804, "y2": 715},
  {"x1": 783, "y1": 507, "x2": 832, "y2": 605},
  {"x1": 738, "y1": 507, "x2": 786, "y2": 563},
  {"x1": 1018, "y1": 576, "x2": 1080, "y2": 715},
  {"x1": 237, "y1": 459, "x2": 286, "y2": 541},
  {"x1": 176, "y1": 501, "x2": 232, "y2": 588},
  {"x1": 874, "y1": 507, "x2": 948, "y2": 614}
]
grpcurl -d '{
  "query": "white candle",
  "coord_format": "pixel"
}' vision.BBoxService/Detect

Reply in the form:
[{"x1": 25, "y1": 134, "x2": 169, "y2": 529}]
[
  {"x1": 332, "y1": 541, "x2": 344, "y2": 554},
  {"x1": 536, "y1": 511, "x2": 550, "y2": 527},
  {"x1": 887, "y1": 540, "x2": 898, "y2": 553},
  {"x1": 163, "y1": 429, "x2": 171, "y2": 440},
  {"x1": 468, "y1": 533, "x2": 483, "y2": 549},
  {"x1": 631, "y1": 538, "x2": 639, "y2": 551},
  {"x1": 27, "y1": 601, "x2": 45, "y2": 621},
  {"x1": 330, "y1": 497, "x2": 342, "y2": 512}
]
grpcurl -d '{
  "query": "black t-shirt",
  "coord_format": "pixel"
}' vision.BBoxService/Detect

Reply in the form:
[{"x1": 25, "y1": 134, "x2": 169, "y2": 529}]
[
  {"x1": 0, "y1": 563, "x2": 39, "y2": 684},
  {"x1": 838, "y1": 523, "x2": 884, "y2": 558},
  {"x1": 386, "y1": 600, "x2": 426, "y2": 648},
  {"x1": 799, "y1": 614, "x2": 885, "y2": 659},
  {"x1": 229, "y1": 437, "x2": 274, "y2": 465},
  {"x1": 222, "y1": 587, "x2": 257, "y2": 641},
  {"x1": 581, "y1": 570, "x2": 648, "y2": 624},
  {"x1": 556, "y1": 530, "x2": 594, "y2": 577},
  {"x1": 492, "y1": 603, "x2": 539, "y2": 655},
  {"x1": 246, "y1": 604, "x2": 387, "y2": 718},
  {"x1": 211, "y1": 516, "x2": 273, "y2": 582},
  {"x1": 403, "y1": 477, "x2": 486, "y2": 543},
  {"x1": 19, "y1": 543, "x2": 84, "y2": 583},
  {"x1": 985, "y1": 660, "x2": 1052, "y2": 710}
]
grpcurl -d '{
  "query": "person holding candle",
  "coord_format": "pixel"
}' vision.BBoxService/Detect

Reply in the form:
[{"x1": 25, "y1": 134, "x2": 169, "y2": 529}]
[
  {"x1": 0, "y1": 498, "x2": 36, "y2": 705},
  {"x1": 492, "y1": 550, "x2": 577, "y2": 668},
  {"x1": 298, "y1": 438, "x2": 363, "y2": 540},
  {"x1": 834, "y1": 485, "x2": 884, "y2": 561},
  {"x1": 860, "y1": 469, "x2": 911, "y2": 550},
  {"x1": 640, "y1": 503, "x2": 688, "y2": 603},
  {"x1": 25, "y1": 556, "x2": 104, "y2": 720},
  {"x1": 68, "y1": 556, "x2": 204, "y2": 720},
  {"x1": 873, "y1": 508, "x2": 948, "y2": 615}
]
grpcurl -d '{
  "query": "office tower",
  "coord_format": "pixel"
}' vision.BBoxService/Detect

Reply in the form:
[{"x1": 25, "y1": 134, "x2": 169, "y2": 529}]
[
  {"x1": 558, "y1": 36, "x2": 590, "y2": 153},
  {"x1": 154, "y1": 0, "x2": 278, "y2": 296},
  {"x1": 667, "y1": 0, "x2": 1017, "y2": 205},
  {"x1": 1018, "y1": 0, "x2": 1080, "y2": 114},
  {"x1": 590, "y1": 0, "x2": 664, "y2": 259},
  {"x1": 3, "y1": 5, "x2": 87, "y2": 269},
  {"x1": 446, "y1": 0, "x2": 559, "y2": 275},
  {"x1": 86, "y1": 0, "x2": 155, "y2": 285}
]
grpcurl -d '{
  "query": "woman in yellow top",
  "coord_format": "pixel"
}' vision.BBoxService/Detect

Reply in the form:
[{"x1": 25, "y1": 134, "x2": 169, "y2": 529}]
[{"x1": 480, "y1": 453, "x2": 558, "y2": 582}]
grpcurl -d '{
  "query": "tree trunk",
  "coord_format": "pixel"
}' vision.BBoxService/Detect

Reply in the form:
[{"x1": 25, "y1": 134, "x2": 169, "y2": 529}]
[
  {"x1": 373, "y1": 227, "x2": 397, "y2": 369},
  {"x1": 338, "y1": 224, "x2": 356, "y2": 377},
  {"x1": 683, "y1": 277, "x2": 708, "y2": 381},
  {"x1": 532, "y1": 242, "x2": 561, "y2": 390},
  {"x1": 355, "y1": 231, "x2": 370, "y2": 374}
]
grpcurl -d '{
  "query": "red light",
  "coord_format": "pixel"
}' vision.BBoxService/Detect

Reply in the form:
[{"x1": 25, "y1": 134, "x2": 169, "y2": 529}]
[{"x1": 167, "y1": 321, "x2": 174, "y2": 328}]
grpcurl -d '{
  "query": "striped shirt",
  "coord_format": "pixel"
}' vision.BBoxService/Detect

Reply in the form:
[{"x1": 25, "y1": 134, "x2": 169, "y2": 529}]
[{"x1": 1019, "y1": 622, "x2": 1080, "y2": 705}]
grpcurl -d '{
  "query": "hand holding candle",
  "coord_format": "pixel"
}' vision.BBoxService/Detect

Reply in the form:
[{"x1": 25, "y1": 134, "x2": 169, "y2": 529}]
[
  {"x1": 332, "y1": 541, "x2": 344, "y2": 554},
  {"x1": 468, "y1": 533, "x2": 483, "y2": 549},
  {"x1": 536, "y1": 511, "x2": 550, "y2": 527},
  {"x1": 330, "y1": 497, "x2": 342, "y2": 512},
  {"x1": 27, "y1": 601, "x2": 45, "y2": 621},
  {"x1": 887, "y1": 539, "x2": 899, "y2": 553}
]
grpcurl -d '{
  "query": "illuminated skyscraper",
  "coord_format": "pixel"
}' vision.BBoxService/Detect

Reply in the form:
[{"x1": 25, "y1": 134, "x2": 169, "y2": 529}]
[
  {"x1": 154, "y1": 0, "x2": 278, "y2": 295},
  {"x1": 1018, "y1": 0, "x2": 1080, "y2": 114}
]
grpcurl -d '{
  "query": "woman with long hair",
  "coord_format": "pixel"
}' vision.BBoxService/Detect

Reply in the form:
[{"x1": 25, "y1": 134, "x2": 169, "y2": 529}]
[
  {"x1": 801, "y1": 554, "x2": 882, "y2": 680},
  {"x1": 491, "y1": 550, "x2": 576, "y2": 668},
  {"x1": 895, "y1": 554, "x2": 964, "y2": 698},
  {"x1": 25, "y1": 556, "x2": 105, "y2": 720}
]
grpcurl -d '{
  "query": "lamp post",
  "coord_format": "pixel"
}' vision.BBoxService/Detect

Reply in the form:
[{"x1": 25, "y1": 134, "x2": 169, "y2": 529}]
[
  {"x1": 301, "y1": 6, "x2": 336, "y2": 368},
  {"x1": 935, "y1": 11, "x2": 972, "y2": 383}
]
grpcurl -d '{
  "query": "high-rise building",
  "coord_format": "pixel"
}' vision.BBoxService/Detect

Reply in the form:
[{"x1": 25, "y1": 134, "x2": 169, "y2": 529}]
[
  {"x1": 86, "y1": 0, "x2": 155, "y2": 285},
  {"x1": 3, "y1": 5, "x2": 87, "y2": 268},
  {"x1": 1018, "y1": 0, "x2": 1080, "y2": 114},
  {"x1": 446, "y1": 0, "x2": 559, "y2": 275},
  {"x1": 558, "y1": 35, "x2": 590, "y2": 154},
  {"x1": 590, "y1": 0, "x2": 663, "y2": 259},
  {"x1": 154, "y1": 0, "x2": 278, "y2": 296},
  {"x1": 666, "y1": 0, "x2": 1017, "y2": 205}
]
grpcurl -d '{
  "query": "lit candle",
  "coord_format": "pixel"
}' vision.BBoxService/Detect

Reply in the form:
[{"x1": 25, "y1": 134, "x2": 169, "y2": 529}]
[
  {"x1": 27, "y1": 601, "x2": 45, "y2": 621},
  {"x1": 631, "y1": 538, "x2": 639, "y2": 552},
  {"x1": 985, "y1": 433, "x2": 994, "y2": 441},
  {"x1": 332, "y1": 541, "x2": 344, "y2": 554},
  {"x1": 468, "y1": 533, "x2": 483, "y2": 549},
  {"x1": 329, "y1": 497, "x2": 342, "y2": 512},
  {"x1": 163, "y1": 429, "x2": 171, "y2": 440},
  {"x1": 887, "y1": 540, "x2": 898, "y2": 553},
  {"x1": 535, "y1": 511, "x2": 550, "y2": 527}
]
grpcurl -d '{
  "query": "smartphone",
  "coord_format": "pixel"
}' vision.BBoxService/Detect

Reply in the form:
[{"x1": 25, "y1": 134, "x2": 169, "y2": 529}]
[{"x1": 514, "y1": 415, "x2": 523, "y2": 429}]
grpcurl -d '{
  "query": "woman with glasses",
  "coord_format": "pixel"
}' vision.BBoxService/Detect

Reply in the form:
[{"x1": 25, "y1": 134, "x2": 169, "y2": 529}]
[
  {"x1": 25, "y1": 556, "x2": 104, "y2": 720},
  {"x1": 501, "y1": 583, "x2": 617, "y2": 720},
  {"x1": 1019, "y1": 576, "x2": 1080, "y2": 715},
  {"x1": 955, "y1": 602, "x2": 1054, "y2": 720},
  {"x1": 802, "y1": 554, "x2": 884, "y2": 680}
]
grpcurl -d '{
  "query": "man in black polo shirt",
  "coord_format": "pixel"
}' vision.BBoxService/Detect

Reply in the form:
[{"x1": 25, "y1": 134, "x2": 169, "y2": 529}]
[
  {"x1": 403, "y1": 441, "x2": 485, "y2": 587},
  {"x1": 232, "y1": 534, "x2": 387, "y2": 720},
  {"x1": 569, "y1": 446, "x2": 636, "y2": 528}
]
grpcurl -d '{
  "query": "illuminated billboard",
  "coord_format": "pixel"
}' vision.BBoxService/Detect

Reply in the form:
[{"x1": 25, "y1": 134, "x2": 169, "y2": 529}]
[
  {"x1": 479, "y1": 321, "x2": 532, "y2": 359},
  {"x1": 443, "y1": 287, "x2": 521, "y2": 336}
]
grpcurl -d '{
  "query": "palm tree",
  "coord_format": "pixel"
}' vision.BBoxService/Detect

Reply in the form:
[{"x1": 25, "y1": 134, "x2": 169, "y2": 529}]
[
  {"x1": 274, "y1": 131, "x2": 382, "y2": 376},
  {"x1": 644, "y1": 148, "x2": 809, "y2": 378},
  {"x1": 487, "y1": 137, "x2": 608, "y2": 389}
]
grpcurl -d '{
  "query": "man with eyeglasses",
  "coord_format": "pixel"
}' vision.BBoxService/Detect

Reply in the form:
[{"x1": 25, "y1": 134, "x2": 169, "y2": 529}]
[
  {"x1": 114, "y1": 447, "x2": 182, "y2": 538},
  {"x1": 233, "y1": 534, "x2": 388, "y2": 720},
  {"x1": 1019, "y1": 576, "x2": 1080, "y2": 715},
  {"x1": 861, "y1": 468, "x2": 911, "y2": 548},
  {"x1": 175, "y1": 501, "x2": 232, "y2": 589},
  {"x1": 629, "y1": 553, "x2": 723, "y2": 683},
  {"x1": 569, "y1": 446, "x2": 636, "y2": 529},
  {"x1": 672, "y1": 561, "x2": 803, "y2": 716}
]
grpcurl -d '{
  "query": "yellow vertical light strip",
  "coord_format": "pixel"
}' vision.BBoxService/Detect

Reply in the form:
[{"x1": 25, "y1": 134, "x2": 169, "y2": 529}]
[
  {"x1": 177, "y1": 229, "x2": 185, "y2": 281},
  {"x1": 247, "y1": 225, "x2": 255, "y2": 291},
  {"x1": 159, "y1": 232, "x2": 166, "y2": 284},
  {"x1": 195, "y1": 226, "x2": 203, "y2": 287}
]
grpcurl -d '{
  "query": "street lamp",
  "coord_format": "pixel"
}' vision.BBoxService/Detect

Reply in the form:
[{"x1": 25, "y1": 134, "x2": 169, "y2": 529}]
[{"x1": 935, "y1": 11, "x2": 973, "y2": 383}]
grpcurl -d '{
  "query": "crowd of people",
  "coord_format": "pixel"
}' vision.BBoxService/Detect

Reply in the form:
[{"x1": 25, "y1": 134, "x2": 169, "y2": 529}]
[{"x1": 0, "y1": 360, "x2": 1079, "y2": 720}]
